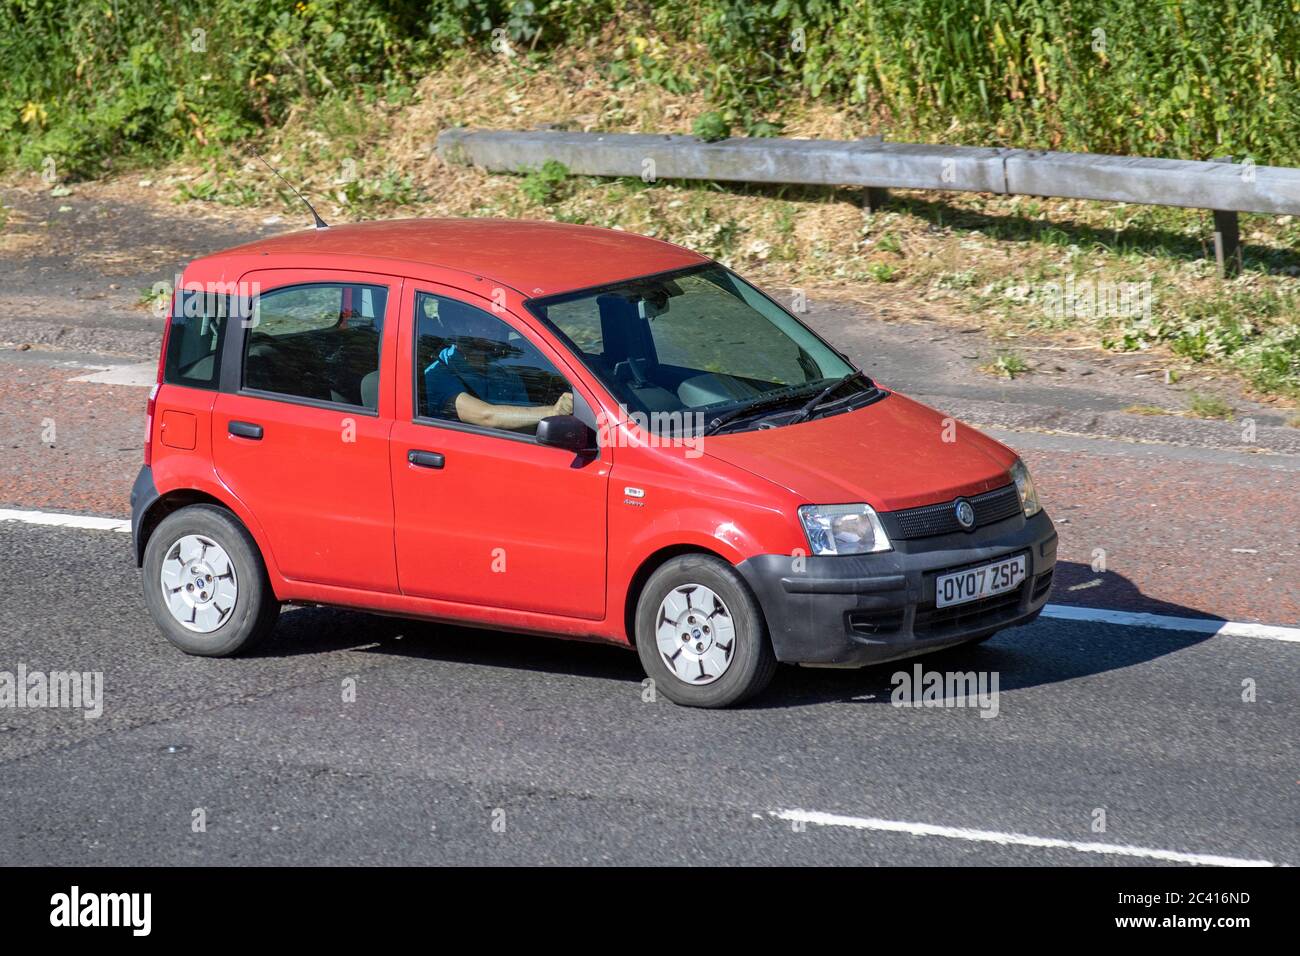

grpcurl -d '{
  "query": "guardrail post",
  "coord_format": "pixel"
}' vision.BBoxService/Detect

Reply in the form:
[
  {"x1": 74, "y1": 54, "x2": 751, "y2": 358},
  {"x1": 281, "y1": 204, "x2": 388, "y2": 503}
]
[
  {"x1": 1209, "y1": 156, "x2": 1243, "y2": 278},
  {"x1": 858, "y1": 135, "x2": 888, "y2": 212},
  {"x1": 1212, "y1": 209, "x2": 1242, "y2": 278}
]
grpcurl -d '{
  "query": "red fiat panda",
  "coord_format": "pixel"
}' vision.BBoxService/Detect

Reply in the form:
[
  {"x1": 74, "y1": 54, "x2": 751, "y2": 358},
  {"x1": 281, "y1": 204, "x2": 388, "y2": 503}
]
[{"x1": 132, "y1": 219, "x2": 1055, "y2": 707}]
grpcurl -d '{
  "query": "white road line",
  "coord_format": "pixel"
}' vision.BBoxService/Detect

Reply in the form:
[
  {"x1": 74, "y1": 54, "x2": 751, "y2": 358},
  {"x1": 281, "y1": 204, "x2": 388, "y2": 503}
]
[
  {"x1": 0, "y1": 508, "x2": 130, "y2": 534},
  {"x1": 1043, "y1": 603, "x2": 1300, "y2": 643},
  {"x1": 770, "y1": 810, "x2": 1277, "y2": 867},
  {"x1": 1, "y1": 507, "x2": 1297, "y2": 644}
]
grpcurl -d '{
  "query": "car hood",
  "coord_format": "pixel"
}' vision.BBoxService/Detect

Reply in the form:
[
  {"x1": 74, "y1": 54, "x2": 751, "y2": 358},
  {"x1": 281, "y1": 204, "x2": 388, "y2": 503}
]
[{"x1": 701, "y1": 391, "x2": 1018, "y2": 512}]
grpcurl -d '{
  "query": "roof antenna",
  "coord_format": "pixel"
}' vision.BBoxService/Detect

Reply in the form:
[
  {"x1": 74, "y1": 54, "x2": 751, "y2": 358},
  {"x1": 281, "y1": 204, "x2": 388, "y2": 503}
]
[{"x1": 247, "y1": 148, "x2": 329, "y2": 230}]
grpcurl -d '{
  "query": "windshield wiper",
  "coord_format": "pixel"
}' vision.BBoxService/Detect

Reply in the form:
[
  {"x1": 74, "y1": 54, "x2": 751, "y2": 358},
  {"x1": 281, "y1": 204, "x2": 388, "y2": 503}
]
[
  {"x1": 702, "y1": 371, "x2": 875, "y2": 436},
  {"x1": 702, "y1": 384, "x2": 822, "y2": 436},
  {"x1": 788, "y1": 370, "x2": 872, "y2": 424}
]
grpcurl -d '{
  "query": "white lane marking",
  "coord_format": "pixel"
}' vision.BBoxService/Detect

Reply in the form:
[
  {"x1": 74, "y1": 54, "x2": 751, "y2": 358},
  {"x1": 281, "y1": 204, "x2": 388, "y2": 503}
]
[
  {"x1": 1043, "y1": 603, "x2": 1300, "y2": 643},
  {"x1": 770, "y1": 810, "x2": 1277, "y2": 867},
  {"x1": 1, "y1": 508, "x2": 1297, "y2": 644},
  {"x1": 0, "y1": 508, "x2": 130, "y2": 534},
  {"x1": 68, "y1": 362, "x2": 157, "y2": 387}
]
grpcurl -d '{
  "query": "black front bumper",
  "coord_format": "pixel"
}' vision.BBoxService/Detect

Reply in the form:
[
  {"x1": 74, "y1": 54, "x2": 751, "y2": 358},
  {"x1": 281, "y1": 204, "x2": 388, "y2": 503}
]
[{"x1": 737, "y1": 510, "x2": 1057, "y2": 666}]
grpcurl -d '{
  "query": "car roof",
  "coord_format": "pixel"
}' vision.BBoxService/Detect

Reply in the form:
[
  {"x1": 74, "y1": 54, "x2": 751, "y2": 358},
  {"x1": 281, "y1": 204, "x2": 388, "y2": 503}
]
[{"x1": 203, "y1": 218, "x2": 710, "y2": 297}]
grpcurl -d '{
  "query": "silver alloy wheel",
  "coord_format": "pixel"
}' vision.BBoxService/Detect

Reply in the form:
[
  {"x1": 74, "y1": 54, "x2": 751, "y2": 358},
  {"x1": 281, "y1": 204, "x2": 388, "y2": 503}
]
[
  {"x1": 655, "y1": 584, "x2": 736, "y2": 685},
  {"x1": 160, "y1": 534, "x2": 238, "y2": 633}
]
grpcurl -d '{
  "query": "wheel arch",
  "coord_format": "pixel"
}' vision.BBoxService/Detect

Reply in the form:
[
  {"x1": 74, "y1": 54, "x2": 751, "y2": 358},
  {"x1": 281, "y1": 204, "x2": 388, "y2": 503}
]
[
  {"x1": 136, "y1": 489, "x2": 246, "y2": 566},
  {"x1": 622, "y1": 544, "x2": 733, "y2": 647}
]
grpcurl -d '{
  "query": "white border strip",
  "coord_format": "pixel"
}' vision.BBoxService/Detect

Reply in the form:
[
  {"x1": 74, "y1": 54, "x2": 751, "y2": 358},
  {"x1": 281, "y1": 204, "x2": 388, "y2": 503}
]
[
  {"x1": 0, "y1": 508, "x2": 130, "y2": 534},
  {"x1": 1043, "y1": 603, "x2": 1300, "y2": 643},
  {"x1": 771, "y1": 810, "x2": 1277, "y2": 867},
  {"x1": 68, "y1": 362, "x2": 158, "y2": 387}
]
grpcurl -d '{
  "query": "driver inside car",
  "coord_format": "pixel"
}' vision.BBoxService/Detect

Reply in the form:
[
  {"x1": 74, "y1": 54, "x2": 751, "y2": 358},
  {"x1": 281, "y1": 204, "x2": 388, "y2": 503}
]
[{"x1": 423, "y1": 305, "x2": 573, "y2": 433}]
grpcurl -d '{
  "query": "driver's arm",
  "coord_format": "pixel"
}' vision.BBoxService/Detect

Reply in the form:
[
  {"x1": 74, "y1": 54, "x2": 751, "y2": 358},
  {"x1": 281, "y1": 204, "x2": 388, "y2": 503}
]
[{"x1": 454, "y1": 391, "x2": 573, "y2": 432}]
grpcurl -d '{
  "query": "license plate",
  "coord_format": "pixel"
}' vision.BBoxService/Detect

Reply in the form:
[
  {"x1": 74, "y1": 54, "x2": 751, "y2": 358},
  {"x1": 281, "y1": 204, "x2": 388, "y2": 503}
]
[{"x1": 935, "y1": 554, "x2": 1027, "y2": 608}]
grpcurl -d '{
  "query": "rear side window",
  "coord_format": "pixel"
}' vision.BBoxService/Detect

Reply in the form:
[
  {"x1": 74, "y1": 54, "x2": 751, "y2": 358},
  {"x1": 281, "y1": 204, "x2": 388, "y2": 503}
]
[
  {"x1": 243, "y1": 282, "x2": 389, "y2": 410},
  {"x1": 163, "y1": 290, "x2": 230, "y2": 390}
]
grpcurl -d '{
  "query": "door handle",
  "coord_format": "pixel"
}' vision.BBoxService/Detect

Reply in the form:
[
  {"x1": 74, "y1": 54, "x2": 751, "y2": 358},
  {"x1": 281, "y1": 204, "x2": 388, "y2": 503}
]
[
  {"x1": 408, "y1": 449, "x2": 445, "y2": 469},
  {"x1": 229, "y1": 420, "x2": 263, "y2": 440}
]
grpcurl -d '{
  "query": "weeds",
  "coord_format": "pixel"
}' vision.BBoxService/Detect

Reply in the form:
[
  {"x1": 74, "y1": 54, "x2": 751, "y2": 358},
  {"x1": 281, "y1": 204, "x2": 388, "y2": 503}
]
[
  {"x1": 519, "y1": 160, "x2": 572, "y2": 206},
  {"x1": 692, "y1": 112, "x2": 731, "y2": 143},
  {"x1": 1186, "y1": 393, "x2": 1235, "y2": 420},
  {"x1": 10, "y1": 2, "x2": 1300, "y2": 182},
  {"x1": 7, "y1": 4, "x2": 1297, "y2": 403},
  {"x1": 982, "y1": 352, "x2": 1030, "y2": 379}
]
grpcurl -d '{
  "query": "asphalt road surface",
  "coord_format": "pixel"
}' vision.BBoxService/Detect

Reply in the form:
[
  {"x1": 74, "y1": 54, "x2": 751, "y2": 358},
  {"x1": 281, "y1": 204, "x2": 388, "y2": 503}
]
[
  {"x1": 1, "y1": 184, "x2": 1297, "y2": 866},
  {"x1": 1, "y1": 521, "x2": 1296, "y2": 866}
]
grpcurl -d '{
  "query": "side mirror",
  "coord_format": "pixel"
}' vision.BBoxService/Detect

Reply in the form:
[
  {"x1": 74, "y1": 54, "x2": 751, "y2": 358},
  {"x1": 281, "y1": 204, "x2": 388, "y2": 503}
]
[{"x1": 536, "y1": 415, "x2": 596, "y2": 453}]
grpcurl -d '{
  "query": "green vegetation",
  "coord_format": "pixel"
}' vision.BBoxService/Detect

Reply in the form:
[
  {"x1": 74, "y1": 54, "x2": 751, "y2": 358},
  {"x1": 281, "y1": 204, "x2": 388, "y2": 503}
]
[
  {"x1": 519, "y1": 160, "x2": 571, "y2": 206},
  {"x1": 2, "y1": 1, "x2": 1297, "y2": 402},
  {"x1": 7, "y1": 1, "x2": 1300, "y2": 179},
  {"x1": 1101, "y1": 287, "x2": 1300, "y2": 397},
  {"x1": 1186, "y1": 392, "x2": 1235, "y2": 420},
  {"x1": 2, "y1": 1, "x2": 433, "y2": 178},
  {"x1": 982, "y1": 351, "x2": 1030, "y2": 379},
  {"x1": 691, "y1": 112, "x2": 732, "y2": 143}
]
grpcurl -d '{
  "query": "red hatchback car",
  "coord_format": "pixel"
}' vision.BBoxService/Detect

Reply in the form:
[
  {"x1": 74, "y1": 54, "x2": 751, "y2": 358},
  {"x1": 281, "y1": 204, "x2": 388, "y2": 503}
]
[{"x1": 132, "y1": 219, "x2": 1056, "y2": 707}]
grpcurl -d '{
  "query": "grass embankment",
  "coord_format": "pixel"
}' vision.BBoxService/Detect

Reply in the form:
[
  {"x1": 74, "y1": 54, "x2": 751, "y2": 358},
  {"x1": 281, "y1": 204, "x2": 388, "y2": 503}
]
[{"x1": 2, "y1": 2, "x2": 1298, "y2": 402}]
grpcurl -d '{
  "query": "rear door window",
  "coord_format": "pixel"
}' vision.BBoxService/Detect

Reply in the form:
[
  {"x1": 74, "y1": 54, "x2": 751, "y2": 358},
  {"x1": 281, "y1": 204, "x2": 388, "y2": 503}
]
[{"x1": 243, "y1": 282, "x2": 389, "y2": 410}]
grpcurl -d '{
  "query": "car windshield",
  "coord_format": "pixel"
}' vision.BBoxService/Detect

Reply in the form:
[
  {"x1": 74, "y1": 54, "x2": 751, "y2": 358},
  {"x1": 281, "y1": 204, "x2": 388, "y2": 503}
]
[{"x1": 528, "y1": 264, "x2": 865, "y2": 434}]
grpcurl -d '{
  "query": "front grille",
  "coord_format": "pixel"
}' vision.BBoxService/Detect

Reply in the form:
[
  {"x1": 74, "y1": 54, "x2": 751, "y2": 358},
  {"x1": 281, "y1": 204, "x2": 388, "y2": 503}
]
[
  {"x1": 913, "y1": 586, "x2": 1026, "y2": 638},
  {"x1": 890, "y1": 484, "x2": 1022, "y2": 539}
]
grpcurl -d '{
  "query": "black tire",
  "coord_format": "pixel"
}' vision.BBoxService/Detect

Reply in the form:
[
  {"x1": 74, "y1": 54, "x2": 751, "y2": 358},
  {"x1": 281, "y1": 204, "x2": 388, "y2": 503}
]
[
  {"x1": 635, "y1": 554, "x2": 777, "y2": 708},
  {"x1": 142, "y1": 504, "x2": 280, "y2": 657}
]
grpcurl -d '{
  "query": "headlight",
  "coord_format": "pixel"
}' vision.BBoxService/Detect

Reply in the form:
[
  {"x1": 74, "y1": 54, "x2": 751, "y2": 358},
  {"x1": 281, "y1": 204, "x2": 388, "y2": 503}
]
[
  {"x1": 1009, "y1": 459, "x2": 1042, "y2": 517},
  {"x1": 798, "y1": 503, "x2": 892, "y2": 555}
]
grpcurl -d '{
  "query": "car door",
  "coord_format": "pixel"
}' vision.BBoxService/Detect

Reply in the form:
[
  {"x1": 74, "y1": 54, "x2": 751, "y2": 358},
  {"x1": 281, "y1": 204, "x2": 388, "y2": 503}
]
[
  {"x1": 211, "y1": 269, "x2": 402, "y2": 592},
  {"x1": 389, "y1": 282, "x2": 609, "y2": 619}
]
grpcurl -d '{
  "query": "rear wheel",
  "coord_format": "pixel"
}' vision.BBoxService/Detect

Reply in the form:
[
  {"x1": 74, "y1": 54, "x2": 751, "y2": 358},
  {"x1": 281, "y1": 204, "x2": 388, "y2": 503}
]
[
  {"x1": 635, "y1": 554, "x2": 777, "y2": 708},
  {"x1": 142, "y1": 504, "x2": 280, "y2": 656}
]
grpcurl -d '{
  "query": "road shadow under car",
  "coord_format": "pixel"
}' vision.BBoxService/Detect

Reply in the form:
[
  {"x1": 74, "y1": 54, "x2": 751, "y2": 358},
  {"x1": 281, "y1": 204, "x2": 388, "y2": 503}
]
[
  {"x1": 250, "y1": 561, "x2": 1216, "y2": 710},
  {"x1": 755, "y1": 561, "x2": 1220, "y2": 708},
  {"x1": 256, "y1": 603, "x2": 644, "y2": 683},
  {"x1": 1046, "y1": 560, "x2": 1238, "y2": 621}
]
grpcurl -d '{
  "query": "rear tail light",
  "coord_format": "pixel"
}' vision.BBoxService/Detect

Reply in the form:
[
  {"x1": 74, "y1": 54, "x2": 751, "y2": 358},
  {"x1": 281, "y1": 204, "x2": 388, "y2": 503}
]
[
  {"x1": 146, "y1": 291, "x2": 175, "y2": 467},
  {"x1": 144, "y1": 382, "x2": 160, "y2": 466}
]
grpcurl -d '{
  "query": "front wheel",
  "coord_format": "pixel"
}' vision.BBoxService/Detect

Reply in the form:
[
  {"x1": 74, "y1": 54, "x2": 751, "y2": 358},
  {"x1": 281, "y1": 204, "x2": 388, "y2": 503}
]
[
  {"x1": 635, "y1": 554, "x2": 777, "y2": 708},
  {"x1": 142, "y1": 504, "x2": 280, "y2": 657}
]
